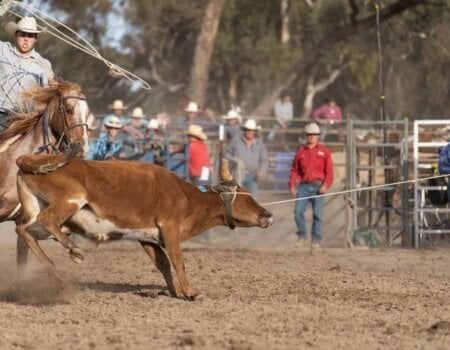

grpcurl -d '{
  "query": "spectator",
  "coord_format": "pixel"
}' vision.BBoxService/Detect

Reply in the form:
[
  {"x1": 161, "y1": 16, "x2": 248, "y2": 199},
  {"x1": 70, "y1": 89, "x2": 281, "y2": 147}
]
[
  {"x1": 143, "y1": 118, "x2": 166, "y2": 166},
  {"x1": 102, "y1": 99, "x2": 129, "y2": 129},
  {"x1": 289, "y1": 122, "x2": 334, "y2": 250},
  {"x1": 1, "y1": 16, "x2": 55, "y2": 131},
  {"x1": 312, "y1": 98, "x2": 342, "y2": 124},
  {"x1": 267, "y1": 89, "x2": 293, "y2": 144},
  {"x1": 222, "y1": 109, "x2": 242, "y2": 142},
  {"x1": 93, "y1": 116, "x2": 127, "y2": 160},
  {"x1": 123, "y1": 107, "x2": 147, "y2": 155},
  {"x1": 85, "y1": 113, "x2": 99, "y2": 160},
  {"x1": 184, "y1": 101, "x2": 200, "y2": 126},
  {"x1": 186, "y1": 124, "x2": 210, "y2": 186},
  {"x1": 226, "y1": 119, "x2": 269, "y2": 199}
]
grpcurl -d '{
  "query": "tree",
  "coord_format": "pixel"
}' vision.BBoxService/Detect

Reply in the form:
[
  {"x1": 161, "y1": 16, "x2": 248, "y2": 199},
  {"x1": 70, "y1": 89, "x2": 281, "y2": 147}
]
[{"x1": 186, "y1": 0, "x2": 226, "y2": 107}]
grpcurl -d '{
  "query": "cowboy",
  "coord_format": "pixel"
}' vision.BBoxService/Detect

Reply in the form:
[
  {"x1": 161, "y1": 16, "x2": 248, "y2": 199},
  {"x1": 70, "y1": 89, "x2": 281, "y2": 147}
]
[
  {"x1": 0, "y1": 16, "x2": 55, "y2": 131},
  {"x1": 186, "y1": 124, "x2": 210, "y2": 186},
  {"x1": 85, "y1": 113, "x2": 99, "y2": 160},
  {"x1": 222, "y1": 109, "x2": 242, "y2": 142},
  {"x1": 226, "y1": 119, "x2": 269, "y2": 199},
  {"x1": 289, "y1": 122, "x2": 334, "y2": 250},
  {"x1": 93, "y1": 116, "x2": 127, "y2": 160},
  {"x1": 102, "y1": 99, "x2": 129, "y2": 130}
]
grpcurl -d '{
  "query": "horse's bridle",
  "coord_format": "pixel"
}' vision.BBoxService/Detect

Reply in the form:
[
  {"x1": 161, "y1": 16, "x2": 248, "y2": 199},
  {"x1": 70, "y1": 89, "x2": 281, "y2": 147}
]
[{"x1": 54, "y1": 94, "x2": 88, "y2": 151}]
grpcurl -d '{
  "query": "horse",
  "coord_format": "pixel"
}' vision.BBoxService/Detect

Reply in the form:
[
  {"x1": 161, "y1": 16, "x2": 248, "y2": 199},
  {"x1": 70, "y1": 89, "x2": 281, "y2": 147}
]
[{"x1": 0, "y1": 79, "x2": 89, "y2": 267}]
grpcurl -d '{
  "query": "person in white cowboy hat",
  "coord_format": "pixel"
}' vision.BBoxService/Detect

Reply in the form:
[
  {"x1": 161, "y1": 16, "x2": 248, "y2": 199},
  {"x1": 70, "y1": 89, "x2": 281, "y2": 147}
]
[
  {"x1": 289, "y1": 122, "x2": 334, "y2": 251},
  {"x1": 186, "y1": 124, "x2": 210, "y2": 186},
  {"x1": 0, "y1": 16, "x2": 55, "y2": 130},
  {"x1": 142, "y1": 118, "x2": 166, "y2": 165},
  {"x1": 122, "y1": 106, "x2": 149, "y2": 158},
  {"x1": 222, "y1": 109, "x2": 242, "y2": 142},
  {"x1": 225, "y1": 118, "x2": 268, "y2": 199},
  {"x1": 93, "y1": 116, "x2": 128, "y2": 160},
  {"x1": 102, "y1": 99, "x2": 129, "y2": 130}
]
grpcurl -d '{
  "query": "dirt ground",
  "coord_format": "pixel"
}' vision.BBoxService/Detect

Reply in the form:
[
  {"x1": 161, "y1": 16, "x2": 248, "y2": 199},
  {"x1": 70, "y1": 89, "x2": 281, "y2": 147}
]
[{"x1": 0, "y1": 234, "x2": 449, "y2": 350}]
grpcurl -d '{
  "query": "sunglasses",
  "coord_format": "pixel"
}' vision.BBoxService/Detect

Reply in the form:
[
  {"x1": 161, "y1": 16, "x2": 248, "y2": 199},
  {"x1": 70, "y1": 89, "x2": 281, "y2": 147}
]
[{"x1": 17, "y1": 31, "x2": 37, "y2": 38}]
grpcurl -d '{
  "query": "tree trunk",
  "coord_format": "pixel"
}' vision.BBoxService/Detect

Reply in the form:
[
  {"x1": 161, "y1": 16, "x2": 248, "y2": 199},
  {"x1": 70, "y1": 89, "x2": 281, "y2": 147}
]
[
  {"x1": 251, "y1": 0, "x2": 424, "y2": 117},
  {"x1": 186, "y1": 0, "x2": 226, "y2": 107},
  {"x1": 281, "y1": 0, "x2": 290, "y2": 45}
]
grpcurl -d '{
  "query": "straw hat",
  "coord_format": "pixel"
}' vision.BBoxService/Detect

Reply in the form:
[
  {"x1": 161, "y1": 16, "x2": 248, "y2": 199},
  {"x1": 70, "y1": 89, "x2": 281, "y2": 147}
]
[
  {"x1": 131, "y1": 107, "x2": 144, "y2": 118},
  {"x1": 222, "y1": 109, "x2": 240, "y2": 120},
  {"x1": 185, "y1": 102, "x2": 199, "y2": 113},
  {"x1": 109, "y1": 99, "x2": 127, "y2": 110},
  {"x1": 86, "y1": 113, "x2": 98, "y2": 130},
  {"x1": 147, "y1": 119, "x2": 159, "y2": 130},
  {"x1": 104, "y1": 116, "x2": 123, "y2": 129},
  {"x1": 305, "y1": 122, "x2": 321, "y2": 135},
  {"x1": 242, "y1": 119, "x2": 261, "y2": 131},
  {"x1": 187, "y1": 124, "x2": 207, "y2": 141},
  {"x1": 5, "y1": 17, "x2": 46, "y2": 37}
]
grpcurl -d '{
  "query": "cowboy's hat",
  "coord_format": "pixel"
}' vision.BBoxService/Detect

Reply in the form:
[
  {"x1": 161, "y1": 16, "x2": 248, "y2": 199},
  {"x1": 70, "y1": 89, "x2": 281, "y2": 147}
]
[
  {"x1": 305, "y1": 122, "x2": 321, "y2": 135},
  {"x1": 147, "y1": 119, "x2": 159, "y2": 130},
  {"x1": 185, "y1": 102, "x2": 199, "y2": 113},
  {"x1": 105, "y1": 116, "x2": 123, "y2": 129},
  {"x1": 187, "y1": 124, "x2": 207, "y2": 141},
  {"x1": 108, "y1": 99, "x2": 127, "y2": 110},
  {"x1": 5, "y1": 17, "x2": 46, "y2": 37},
  {"x1": 242, "y1": 119, "x2": 261, "y2": 131},
  {"x1": 222, "y1": 109, "x2": 241, "y2": 120},
  {"x1": 131, "y1": 107, "x2": 144, "y2": 118}
]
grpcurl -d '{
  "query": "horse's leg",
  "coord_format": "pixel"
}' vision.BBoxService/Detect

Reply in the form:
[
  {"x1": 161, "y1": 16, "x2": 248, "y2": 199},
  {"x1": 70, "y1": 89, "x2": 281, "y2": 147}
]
[{"x1": 16, "y1": 236, "x2": 29, "y2": 270}]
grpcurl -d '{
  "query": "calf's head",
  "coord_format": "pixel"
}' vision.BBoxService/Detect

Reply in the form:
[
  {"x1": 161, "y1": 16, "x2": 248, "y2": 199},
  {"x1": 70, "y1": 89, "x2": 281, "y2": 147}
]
[{"x1": 214, "y1": 159, "x2": 273, "y2": 229}]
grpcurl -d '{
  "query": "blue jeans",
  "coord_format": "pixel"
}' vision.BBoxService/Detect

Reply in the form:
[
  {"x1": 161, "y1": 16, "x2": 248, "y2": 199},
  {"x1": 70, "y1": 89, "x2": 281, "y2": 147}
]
[
  {"x1": 243, "y1": 173, "x2": 258, "y2": 199},
  {"x1": 294, "y1": 182, "x2": 324, "y2": 243}
]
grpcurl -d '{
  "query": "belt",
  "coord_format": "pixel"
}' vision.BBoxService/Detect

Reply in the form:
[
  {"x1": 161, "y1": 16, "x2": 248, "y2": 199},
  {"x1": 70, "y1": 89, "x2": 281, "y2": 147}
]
[{"x1": 303, "y1": 180, "x2": 323, "y2": 185}]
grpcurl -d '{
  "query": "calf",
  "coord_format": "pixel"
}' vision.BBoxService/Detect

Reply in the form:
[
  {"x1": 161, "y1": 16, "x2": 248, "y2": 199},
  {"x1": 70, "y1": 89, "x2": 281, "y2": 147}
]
[{"x1": 15, "y1": 156, "x2": 273, "y2": 299}]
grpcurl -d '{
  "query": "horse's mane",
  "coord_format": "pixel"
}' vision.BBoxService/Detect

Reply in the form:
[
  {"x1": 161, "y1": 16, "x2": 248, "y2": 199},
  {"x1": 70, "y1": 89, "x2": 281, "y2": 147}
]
[{"x1": 0, "y1": 79, "x2": 82, "y2": 146}]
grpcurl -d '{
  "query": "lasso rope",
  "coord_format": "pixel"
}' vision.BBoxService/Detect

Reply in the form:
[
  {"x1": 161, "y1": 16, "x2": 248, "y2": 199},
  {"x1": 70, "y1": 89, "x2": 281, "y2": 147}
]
[
  {"x1": 6, "y1": 1, "x2": 151, "y2": 90},
  {"x1": 258, "y1": 173, "x2": 449, "y2": 207}
]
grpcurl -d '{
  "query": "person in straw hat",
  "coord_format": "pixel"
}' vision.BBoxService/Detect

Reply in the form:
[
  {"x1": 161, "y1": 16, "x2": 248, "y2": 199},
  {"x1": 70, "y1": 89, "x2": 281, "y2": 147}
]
[
  {"x1": 226, "y1": 118, "x2": 268, "y2": 199},
  {"x1": 186, "y1": 124, "x2": 210, "y2": 186},
  {"x1": 93, "y1": 116, "x2": 127, "y2": 160},
  {"x1": 102, "y1": 99, "x2": 129, "y2": 130},
  {"x1": 289, "y1": 122, "x2": 334, "y2": 251},
  {"x1": 0, "y1": 16, "x2": 55, "y2": 131},
  {"x1": 122, "y1": 107, "x2": 149, "y2": 158}
]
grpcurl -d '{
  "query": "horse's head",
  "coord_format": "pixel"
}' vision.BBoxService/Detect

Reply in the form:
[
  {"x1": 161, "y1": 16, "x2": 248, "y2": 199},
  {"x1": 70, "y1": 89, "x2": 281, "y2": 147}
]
[{"x1": 23, "y1": 79, "x2": 90, "y2": 157}]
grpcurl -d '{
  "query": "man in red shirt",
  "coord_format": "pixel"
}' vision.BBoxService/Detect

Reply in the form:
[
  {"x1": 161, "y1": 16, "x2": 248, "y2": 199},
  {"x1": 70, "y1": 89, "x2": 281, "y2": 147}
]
[
  {"x1": 187, "y1": 124, "x2": 210, "y2": 186},
  {"x1": 289, "y1": 122, "x2": 334, "y2": 249}
]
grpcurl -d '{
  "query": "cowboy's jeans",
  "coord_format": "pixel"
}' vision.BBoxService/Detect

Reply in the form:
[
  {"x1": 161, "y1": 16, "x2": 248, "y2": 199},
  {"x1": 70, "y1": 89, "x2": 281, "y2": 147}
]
[
  {"x1": 242, "y1": 173, "x2": 258, "y2": 199},
  {"x1": 294, "y1": 182, "x2": 324, "y2": 243}
]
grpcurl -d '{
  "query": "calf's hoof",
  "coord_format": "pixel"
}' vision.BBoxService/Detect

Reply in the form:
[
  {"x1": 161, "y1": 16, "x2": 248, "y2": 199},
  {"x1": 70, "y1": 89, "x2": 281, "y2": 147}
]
[{"x1": 69, "y1": 247, "x2": 84, "y2": 264}]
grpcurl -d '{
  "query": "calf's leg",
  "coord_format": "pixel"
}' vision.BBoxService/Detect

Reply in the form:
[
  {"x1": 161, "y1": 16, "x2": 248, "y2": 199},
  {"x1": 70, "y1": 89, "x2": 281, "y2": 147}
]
[
  {"x1": 140, "y1": 241, "x2": 182, "y2": 298},
  {"x1": 161, "y1": 226, "x2": 199, "y2": 299}
]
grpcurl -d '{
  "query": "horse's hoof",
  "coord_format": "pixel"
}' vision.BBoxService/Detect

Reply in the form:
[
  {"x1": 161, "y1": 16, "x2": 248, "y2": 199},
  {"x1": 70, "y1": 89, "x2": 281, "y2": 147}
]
[{"x1": 69, "y1": 247, "x2": 84, "y2": 264}]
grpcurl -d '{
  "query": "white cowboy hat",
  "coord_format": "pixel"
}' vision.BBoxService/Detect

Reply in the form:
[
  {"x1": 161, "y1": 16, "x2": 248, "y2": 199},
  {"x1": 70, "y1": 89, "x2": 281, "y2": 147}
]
[
  {"x1": 131, "y1": 107, "x2": 144, "y2": 118},
  {"x1": 147, "y1": 118, "x2": 159, "y2": 130},
  {"x1": 104, "y1": 116, "x2": 123, "y2": 129},
  {"x1": 187, "y1": 124, "x2": 207, "y2": 141},
  {"x1": 222, "y1": 109, "x2": 240, "y2": 120},
  {"x1": 109, "y1": 99, "x2": 127, "y2": 110},
  {"x1": 86, "y1": 113, "x2": 98, "y2": 131},
  {"x1": 242, "y1": 119, "x2": 261, "y2": 131},
  {"x1": 5, "y1": 17, "x2": 46, "y2": 37},
  {"x1": 305, "y1": 122, "x2": 321, "y2": 134},
  {"x1": 185, "y1": 102, "x2": 199, "y2": 113}
]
